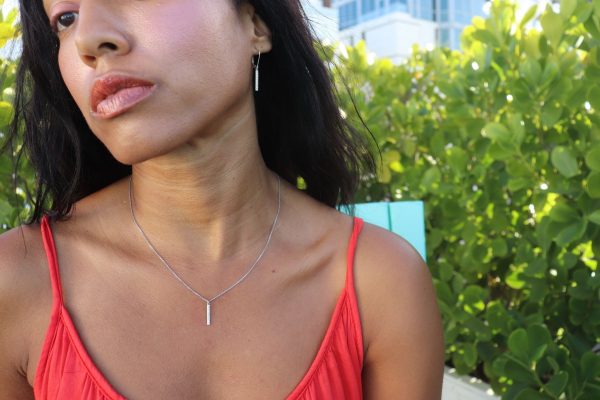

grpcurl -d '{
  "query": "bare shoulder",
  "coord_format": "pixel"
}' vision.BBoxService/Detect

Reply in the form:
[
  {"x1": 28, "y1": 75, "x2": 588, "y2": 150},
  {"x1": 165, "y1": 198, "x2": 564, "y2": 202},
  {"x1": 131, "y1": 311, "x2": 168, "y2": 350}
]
[
  {"x1": 354, "y1": 222, "x2": 445, "y2": 399},
  {"x1": 0, "y1": 222, "x2": 48, "y2": 399}
]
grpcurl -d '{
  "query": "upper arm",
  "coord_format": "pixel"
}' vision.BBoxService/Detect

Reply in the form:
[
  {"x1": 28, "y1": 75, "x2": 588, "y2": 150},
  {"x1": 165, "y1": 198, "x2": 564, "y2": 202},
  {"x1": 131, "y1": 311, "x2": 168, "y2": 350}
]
[
  {"x1": 356, "y1": 224, "x2": 445, "y2": 400},
  {"x1": 0, "y1": 226, "x2": 40, "y2": 399}
]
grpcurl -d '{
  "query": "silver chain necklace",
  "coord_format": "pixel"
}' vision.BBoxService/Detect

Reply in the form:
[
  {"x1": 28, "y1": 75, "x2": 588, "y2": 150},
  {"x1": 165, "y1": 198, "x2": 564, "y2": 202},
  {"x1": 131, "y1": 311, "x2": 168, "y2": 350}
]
[{"x1": 128, "y1": 175, "x2": 281, "y2": 326}]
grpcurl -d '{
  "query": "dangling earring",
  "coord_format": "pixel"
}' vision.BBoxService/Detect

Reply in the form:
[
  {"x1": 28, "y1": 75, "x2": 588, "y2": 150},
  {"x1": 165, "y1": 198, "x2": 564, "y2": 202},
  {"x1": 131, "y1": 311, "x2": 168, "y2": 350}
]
[{"x1": 252, "y1": 51, "x2": 261, "y2": 92}]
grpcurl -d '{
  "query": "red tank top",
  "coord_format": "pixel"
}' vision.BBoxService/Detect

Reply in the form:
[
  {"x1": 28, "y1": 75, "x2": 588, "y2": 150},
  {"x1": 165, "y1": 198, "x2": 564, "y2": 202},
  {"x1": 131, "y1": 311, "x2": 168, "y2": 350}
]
[{"x1": 34, "y1": 215, "x2": 364, "y2": 399}]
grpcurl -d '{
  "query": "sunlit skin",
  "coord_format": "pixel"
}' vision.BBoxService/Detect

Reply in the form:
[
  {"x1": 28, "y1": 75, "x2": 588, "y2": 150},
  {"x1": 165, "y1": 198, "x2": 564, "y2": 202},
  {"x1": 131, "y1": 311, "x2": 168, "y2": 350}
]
[
  {"x1": 44, "y1": 0, "x2": 277, "y2": 263},
  {"x1": 0, "y1": 1, "x2": 445, "y2": 399}
]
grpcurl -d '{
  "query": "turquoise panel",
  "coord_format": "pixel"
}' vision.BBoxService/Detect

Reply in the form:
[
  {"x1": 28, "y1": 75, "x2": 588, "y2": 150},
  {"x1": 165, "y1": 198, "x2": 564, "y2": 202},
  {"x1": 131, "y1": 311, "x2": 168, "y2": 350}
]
[
  {"x1": 343, "y1": 201, "x2": 427, "y2": 261},
  {"x1": 352, "y1": 202, "x2": 390, "y2": 230},
  {"x1": 389, "y1": 201, "x2": 426, "y2": 261}
]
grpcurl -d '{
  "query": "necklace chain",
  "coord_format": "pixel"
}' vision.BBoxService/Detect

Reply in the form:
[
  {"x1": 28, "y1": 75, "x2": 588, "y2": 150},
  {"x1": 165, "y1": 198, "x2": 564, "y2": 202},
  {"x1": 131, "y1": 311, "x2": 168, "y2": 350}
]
[{"x1": 128, "y1": 175, "x2": 281, "y2": 325}]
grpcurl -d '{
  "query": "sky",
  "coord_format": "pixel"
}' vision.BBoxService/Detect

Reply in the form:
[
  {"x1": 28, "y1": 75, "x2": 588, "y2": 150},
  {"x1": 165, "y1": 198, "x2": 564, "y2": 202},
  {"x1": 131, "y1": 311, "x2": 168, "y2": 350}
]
[
  {"x1": 1, "y1": 0, "x2": 20, "y2": 59},
  {"x1": 3, "y1": 0, "x2": 17, "y2": 13}
]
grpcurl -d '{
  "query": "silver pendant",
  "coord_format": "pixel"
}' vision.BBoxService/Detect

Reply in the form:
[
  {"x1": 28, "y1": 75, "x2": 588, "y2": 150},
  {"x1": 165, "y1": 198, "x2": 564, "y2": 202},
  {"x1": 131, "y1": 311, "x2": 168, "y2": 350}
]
[{"x1": 206, "y1": 302, "x2": 211, "y2": 326}]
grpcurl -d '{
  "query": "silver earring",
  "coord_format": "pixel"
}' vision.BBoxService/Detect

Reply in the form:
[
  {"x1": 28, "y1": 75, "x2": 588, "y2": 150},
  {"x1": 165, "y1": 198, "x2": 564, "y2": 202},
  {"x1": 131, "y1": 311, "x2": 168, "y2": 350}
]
[{"x1": 252, "y1": 51, "x2": 261, "y2": 92}]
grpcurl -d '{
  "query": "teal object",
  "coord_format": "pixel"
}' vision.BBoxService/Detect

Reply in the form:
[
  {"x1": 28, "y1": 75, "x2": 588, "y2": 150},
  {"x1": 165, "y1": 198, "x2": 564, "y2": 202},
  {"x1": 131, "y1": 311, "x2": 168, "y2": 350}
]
[{"x1": 344, "y1": 201, "x2": 427, "y2": 261}]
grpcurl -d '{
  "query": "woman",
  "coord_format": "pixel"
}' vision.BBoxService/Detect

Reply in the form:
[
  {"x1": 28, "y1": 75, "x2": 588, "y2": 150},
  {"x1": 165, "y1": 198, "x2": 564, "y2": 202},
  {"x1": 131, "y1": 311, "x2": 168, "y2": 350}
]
[{"x1": 0, "y1": 0, "x2": 444, "y2": 398}]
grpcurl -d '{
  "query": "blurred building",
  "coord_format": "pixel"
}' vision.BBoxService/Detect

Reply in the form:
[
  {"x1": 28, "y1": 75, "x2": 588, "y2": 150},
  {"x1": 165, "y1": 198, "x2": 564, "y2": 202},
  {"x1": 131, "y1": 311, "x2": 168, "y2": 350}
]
[
  {"x1": 331, "y1": 0, "x2": 488, "y2": 62},
  {"x1": 302, "y1": 0, "x2": 340, "y2": 44}
]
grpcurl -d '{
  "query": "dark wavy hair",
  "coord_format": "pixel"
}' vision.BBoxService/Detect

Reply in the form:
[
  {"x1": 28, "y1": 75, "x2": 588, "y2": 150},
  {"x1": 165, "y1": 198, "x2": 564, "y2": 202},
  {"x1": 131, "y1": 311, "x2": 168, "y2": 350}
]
[{"x1": 4, "y1": 0, "x2": 375, "y2": 224}]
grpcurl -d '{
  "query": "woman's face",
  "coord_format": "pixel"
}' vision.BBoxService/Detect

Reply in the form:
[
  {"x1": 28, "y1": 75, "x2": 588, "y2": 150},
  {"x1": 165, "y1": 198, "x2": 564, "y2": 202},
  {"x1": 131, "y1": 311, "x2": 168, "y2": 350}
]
[{"x1": 42, "y1": 0, "x2": 268, "y2": 164}]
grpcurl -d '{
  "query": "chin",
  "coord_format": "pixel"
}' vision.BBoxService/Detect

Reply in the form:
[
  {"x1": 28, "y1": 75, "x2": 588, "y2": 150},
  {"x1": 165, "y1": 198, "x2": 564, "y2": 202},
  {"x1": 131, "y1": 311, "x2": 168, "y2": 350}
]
[{"x1": 103, "y1": 140, "x2": 171, "y2": 166}]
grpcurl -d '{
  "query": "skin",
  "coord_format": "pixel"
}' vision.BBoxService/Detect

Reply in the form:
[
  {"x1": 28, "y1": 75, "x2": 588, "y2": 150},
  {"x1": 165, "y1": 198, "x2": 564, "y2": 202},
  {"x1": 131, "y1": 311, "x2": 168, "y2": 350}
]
[{"x1": 0, "y1": 0, "x2": 445, "y2": 399}]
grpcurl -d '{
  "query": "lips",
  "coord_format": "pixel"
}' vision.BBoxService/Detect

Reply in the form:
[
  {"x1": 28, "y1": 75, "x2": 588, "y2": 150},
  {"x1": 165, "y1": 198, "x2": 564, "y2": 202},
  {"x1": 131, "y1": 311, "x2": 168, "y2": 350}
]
[{"x1": 91, "y1": 75, "x2": 156, "y2": 119}]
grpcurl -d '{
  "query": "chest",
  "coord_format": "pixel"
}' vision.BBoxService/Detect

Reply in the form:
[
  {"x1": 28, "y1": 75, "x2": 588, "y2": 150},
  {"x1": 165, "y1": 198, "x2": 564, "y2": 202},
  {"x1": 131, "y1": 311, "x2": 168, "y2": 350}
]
[
  {"x1": 76, "y1": 292, "x2": 345, "y2": 398},
  {"x1": 28, "y1": 250, "x2": 353, "y2": 399}
]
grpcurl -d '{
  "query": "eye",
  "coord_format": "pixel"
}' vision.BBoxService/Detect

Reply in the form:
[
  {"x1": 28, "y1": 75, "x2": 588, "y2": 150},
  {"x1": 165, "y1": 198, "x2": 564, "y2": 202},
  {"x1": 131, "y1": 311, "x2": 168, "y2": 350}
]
[{"x1": 54, "y1": 11, "x2": 79, "y2": 33}]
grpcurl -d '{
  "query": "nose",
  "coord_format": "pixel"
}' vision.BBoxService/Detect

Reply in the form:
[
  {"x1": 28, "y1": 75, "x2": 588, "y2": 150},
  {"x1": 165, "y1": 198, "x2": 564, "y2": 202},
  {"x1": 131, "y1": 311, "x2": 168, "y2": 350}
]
[{"x1": 74, "y1": 3, "x2": 131, "y2": 68}]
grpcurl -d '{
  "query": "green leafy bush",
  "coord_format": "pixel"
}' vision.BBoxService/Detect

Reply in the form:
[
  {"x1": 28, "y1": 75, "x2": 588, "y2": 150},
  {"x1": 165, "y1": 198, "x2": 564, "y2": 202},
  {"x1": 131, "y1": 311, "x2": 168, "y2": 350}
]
[
  {"x1": 328, "y1": 0, "x2": 600, "y2": 398},
  {"x1": 0, "y1": 0, "x2": 31, "y2": 231},
  {"x1": 1, "y1": 0, "x2": 599, "y2": 397}
]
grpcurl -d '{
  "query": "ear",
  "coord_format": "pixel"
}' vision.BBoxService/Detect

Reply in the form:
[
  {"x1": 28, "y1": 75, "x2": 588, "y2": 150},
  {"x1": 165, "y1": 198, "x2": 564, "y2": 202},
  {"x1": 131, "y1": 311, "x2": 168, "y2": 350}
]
[{"x1": 239, "y1": 3, "x2": 273, "y2": 55}]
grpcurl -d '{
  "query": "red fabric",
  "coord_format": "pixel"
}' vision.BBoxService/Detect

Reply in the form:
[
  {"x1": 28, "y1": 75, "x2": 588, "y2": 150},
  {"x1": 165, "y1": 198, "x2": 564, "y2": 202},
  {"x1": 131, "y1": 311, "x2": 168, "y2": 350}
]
[{"x1": 35, "y1": 215, "x2": 364, "y2": 399}]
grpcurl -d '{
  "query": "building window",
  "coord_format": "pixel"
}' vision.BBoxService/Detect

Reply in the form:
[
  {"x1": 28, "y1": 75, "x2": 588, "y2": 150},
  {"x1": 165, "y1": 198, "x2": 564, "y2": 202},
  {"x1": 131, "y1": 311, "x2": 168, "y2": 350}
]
[
  {"x1": 439, "y1": 0, "x2": 449, "y2": 22},
  {"x1": 448, "y1": 0, "x2": 486, "y2": 25},
  {"x1": 389, "y1": 0, "x2": 409, "y2": 13},
  {"x1": 340, "y1": 1, "x2": 358, "y2": 29},
  {"x1": 438, "y1": 28, "x2": 450, "y2": 47},
  {"x1": 414, "y1": 0, "x2": 434, "y2": 21},
  {"x1": 361, "y1": 0, "x2": 376, "y2": 15},
  {"x1": 452, "y1": 27, "x2": 463, "y2": 49}
]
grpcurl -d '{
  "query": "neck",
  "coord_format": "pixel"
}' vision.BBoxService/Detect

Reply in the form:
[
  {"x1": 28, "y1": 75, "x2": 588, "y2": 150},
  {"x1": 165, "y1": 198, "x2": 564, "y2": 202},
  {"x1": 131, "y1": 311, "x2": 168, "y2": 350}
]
[{"x1": 124, "y1": 118, "x2": 282, "y2": 268}]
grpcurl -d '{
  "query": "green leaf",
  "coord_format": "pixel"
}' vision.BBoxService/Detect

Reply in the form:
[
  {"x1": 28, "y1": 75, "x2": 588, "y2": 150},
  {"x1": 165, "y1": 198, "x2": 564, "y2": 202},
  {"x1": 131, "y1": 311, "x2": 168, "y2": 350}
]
[
  {"x1": 584, "y1": 14, "x2": 600, "y2": 40},
  {"x1": 545, "y1": 371, "x2": 569, "y2": 397},
  {"x1": 482, "y1": 122, "x2": 511, "y2": 143},
  {"x1": 461, "y1": 285, "x2": 487, "y2": 314},
  {"x1": 555, "y1": 220, "x2": 587, "y2": 246},
  {"x1": 421, "y1": 166, "x2": 441, "y2": 192},
  {"x1": 504, "y1": 358, "x2": 538, "y2": 385},
  {"x1": 524, "y1": 30, "x2": 542, "y2": 59},
  {"x1": 472, "y1": 29, "x2": 500, "y2": 46},
  {"x1": 588, "y1": 210, "x2": 600, "y2": 225},
  {"x1": 486, "y1": 301, "x2": 512, "y2": 332},
  {"x1": 581, "y1": 351, "x2": 600, "y2": 380},
  {"x1": 524, "y1": 259, "x2": 548, "y2": 276},
  {"x1": 438, "y1": 81, "x2": 465, "y2": 100},
  {"x1": 541, "y1": 9, "x2": 564, "y2": 48},
  {"x1": 0, "y1": 101, "x2": 13, "y2": 126},
  {"x1": 438, "y1": 260, "x2": 453, "y2": 282},
  {"x1": 491, "y1": 238, "x2": 508, "y2": 257},
  {"x1": 434, "y1": 281, "x2": 454, "y2": 306},
  {"x1": 520, "y1": 5, "x2": 539, "y2": 29},
  {"x1": 376, "y1": 150, "x2": 400, "y2": 184},
  {"x1": 507, "y1": 113, "x2": 526, "y2": 143},
  {"x1": 507, "y1": 159, "x2": 531, "y2": 177},
  {"x1": 296, "y1": 176, "x2": 307, "y2": 190},
  {"x1": 508, "y1": 328, "x2": 529, "y2": 360},
  {"x1": 507, "y1": 268, "x2": 526, "y2": 289},
  {"x1": 462, "y1": 342, "x2": 478, "y2": 368},
  {"x1": 574, "y1": 2, "x2": 594, "y2": 23},
  {"x1": 548, "y1": 77, "x2": 573, "y2": 102},
  {"x1": 541, "y1": 61, "x2": 560, "y2": 87},
  {"x1": 508, "y1": 177, "x2": 532, "y2": 192},
  {"x1": 514, "y1": 388, "x2": 546, "y2": 400},
  {"x1": 520, "y1": 59, "x2": 542, "y2": 86},
  {"x1": 0, "y1": 22, "x2": 16, "y2": 47},
  {"x1": 541, "y1": 102, "x2": 563, "y2": 127},
  {"x1": 589, "y1": 85, "x2": 600, "y2": 111},
  {"x1": 446, "y1": 147, "x2": 468, "y2": 174},
  {"x1": 586, "y1": 145, "x2": 600, "y2": 171},
  {"x1": 527, "y1": 324, "x2": 552, "y2": 360},
  {"x1": 549, "y1": 202, "x2": 579, "y2": 222},
  {"x1": 560, "y1": 0, "x2": 577, "y2": 21},
  {"x1": 547, "y1": 356, "x2": 561, "y2": 374},
  {"x1": 586, "y1": 172, "x2": 600, "y2": 198},
  {"x1": 551, "y1": 146, "x2": 580, "y2": 178},
  {"x1": 529, "y1": 280, "x2": 549, "y2": 302},
  {"x1": 489, "y1": 142, "x2": 517, "y2": 159}
]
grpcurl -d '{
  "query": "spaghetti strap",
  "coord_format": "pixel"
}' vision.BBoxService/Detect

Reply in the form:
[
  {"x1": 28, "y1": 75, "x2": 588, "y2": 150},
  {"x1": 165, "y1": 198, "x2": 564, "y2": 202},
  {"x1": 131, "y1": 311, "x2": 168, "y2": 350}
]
[
  {"x1": 345, "y1": 216, "x2": 364, "y2": 365},
  {"x1": 35, "y1": 214, "x2": 365, "y2": 400},
  {"x1": 40, "y1": 215, "x2": 64, "y2": 306},
  {"x1": 345, "y1": 217, "x2": 364, "y2": 290}
]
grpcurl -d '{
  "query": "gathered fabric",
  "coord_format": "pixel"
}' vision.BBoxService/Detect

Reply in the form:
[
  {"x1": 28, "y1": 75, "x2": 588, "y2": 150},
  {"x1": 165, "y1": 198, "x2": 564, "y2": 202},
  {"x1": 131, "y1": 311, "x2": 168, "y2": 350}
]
[{"x1": 34, "y1": 215, "x2": 364, "y2": 399}]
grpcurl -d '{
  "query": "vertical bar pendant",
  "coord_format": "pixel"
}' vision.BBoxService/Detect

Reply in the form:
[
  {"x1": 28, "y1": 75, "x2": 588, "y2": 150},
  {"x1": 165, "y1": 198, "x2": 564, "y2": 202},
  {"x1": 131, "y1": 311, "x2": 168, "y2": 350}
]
[
  {"x1": 206, "y1": 302, "x2": 211, "y2": 326},
  {"x1": 254, "y1": 69, "x2": 259, "y2": 92}
]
